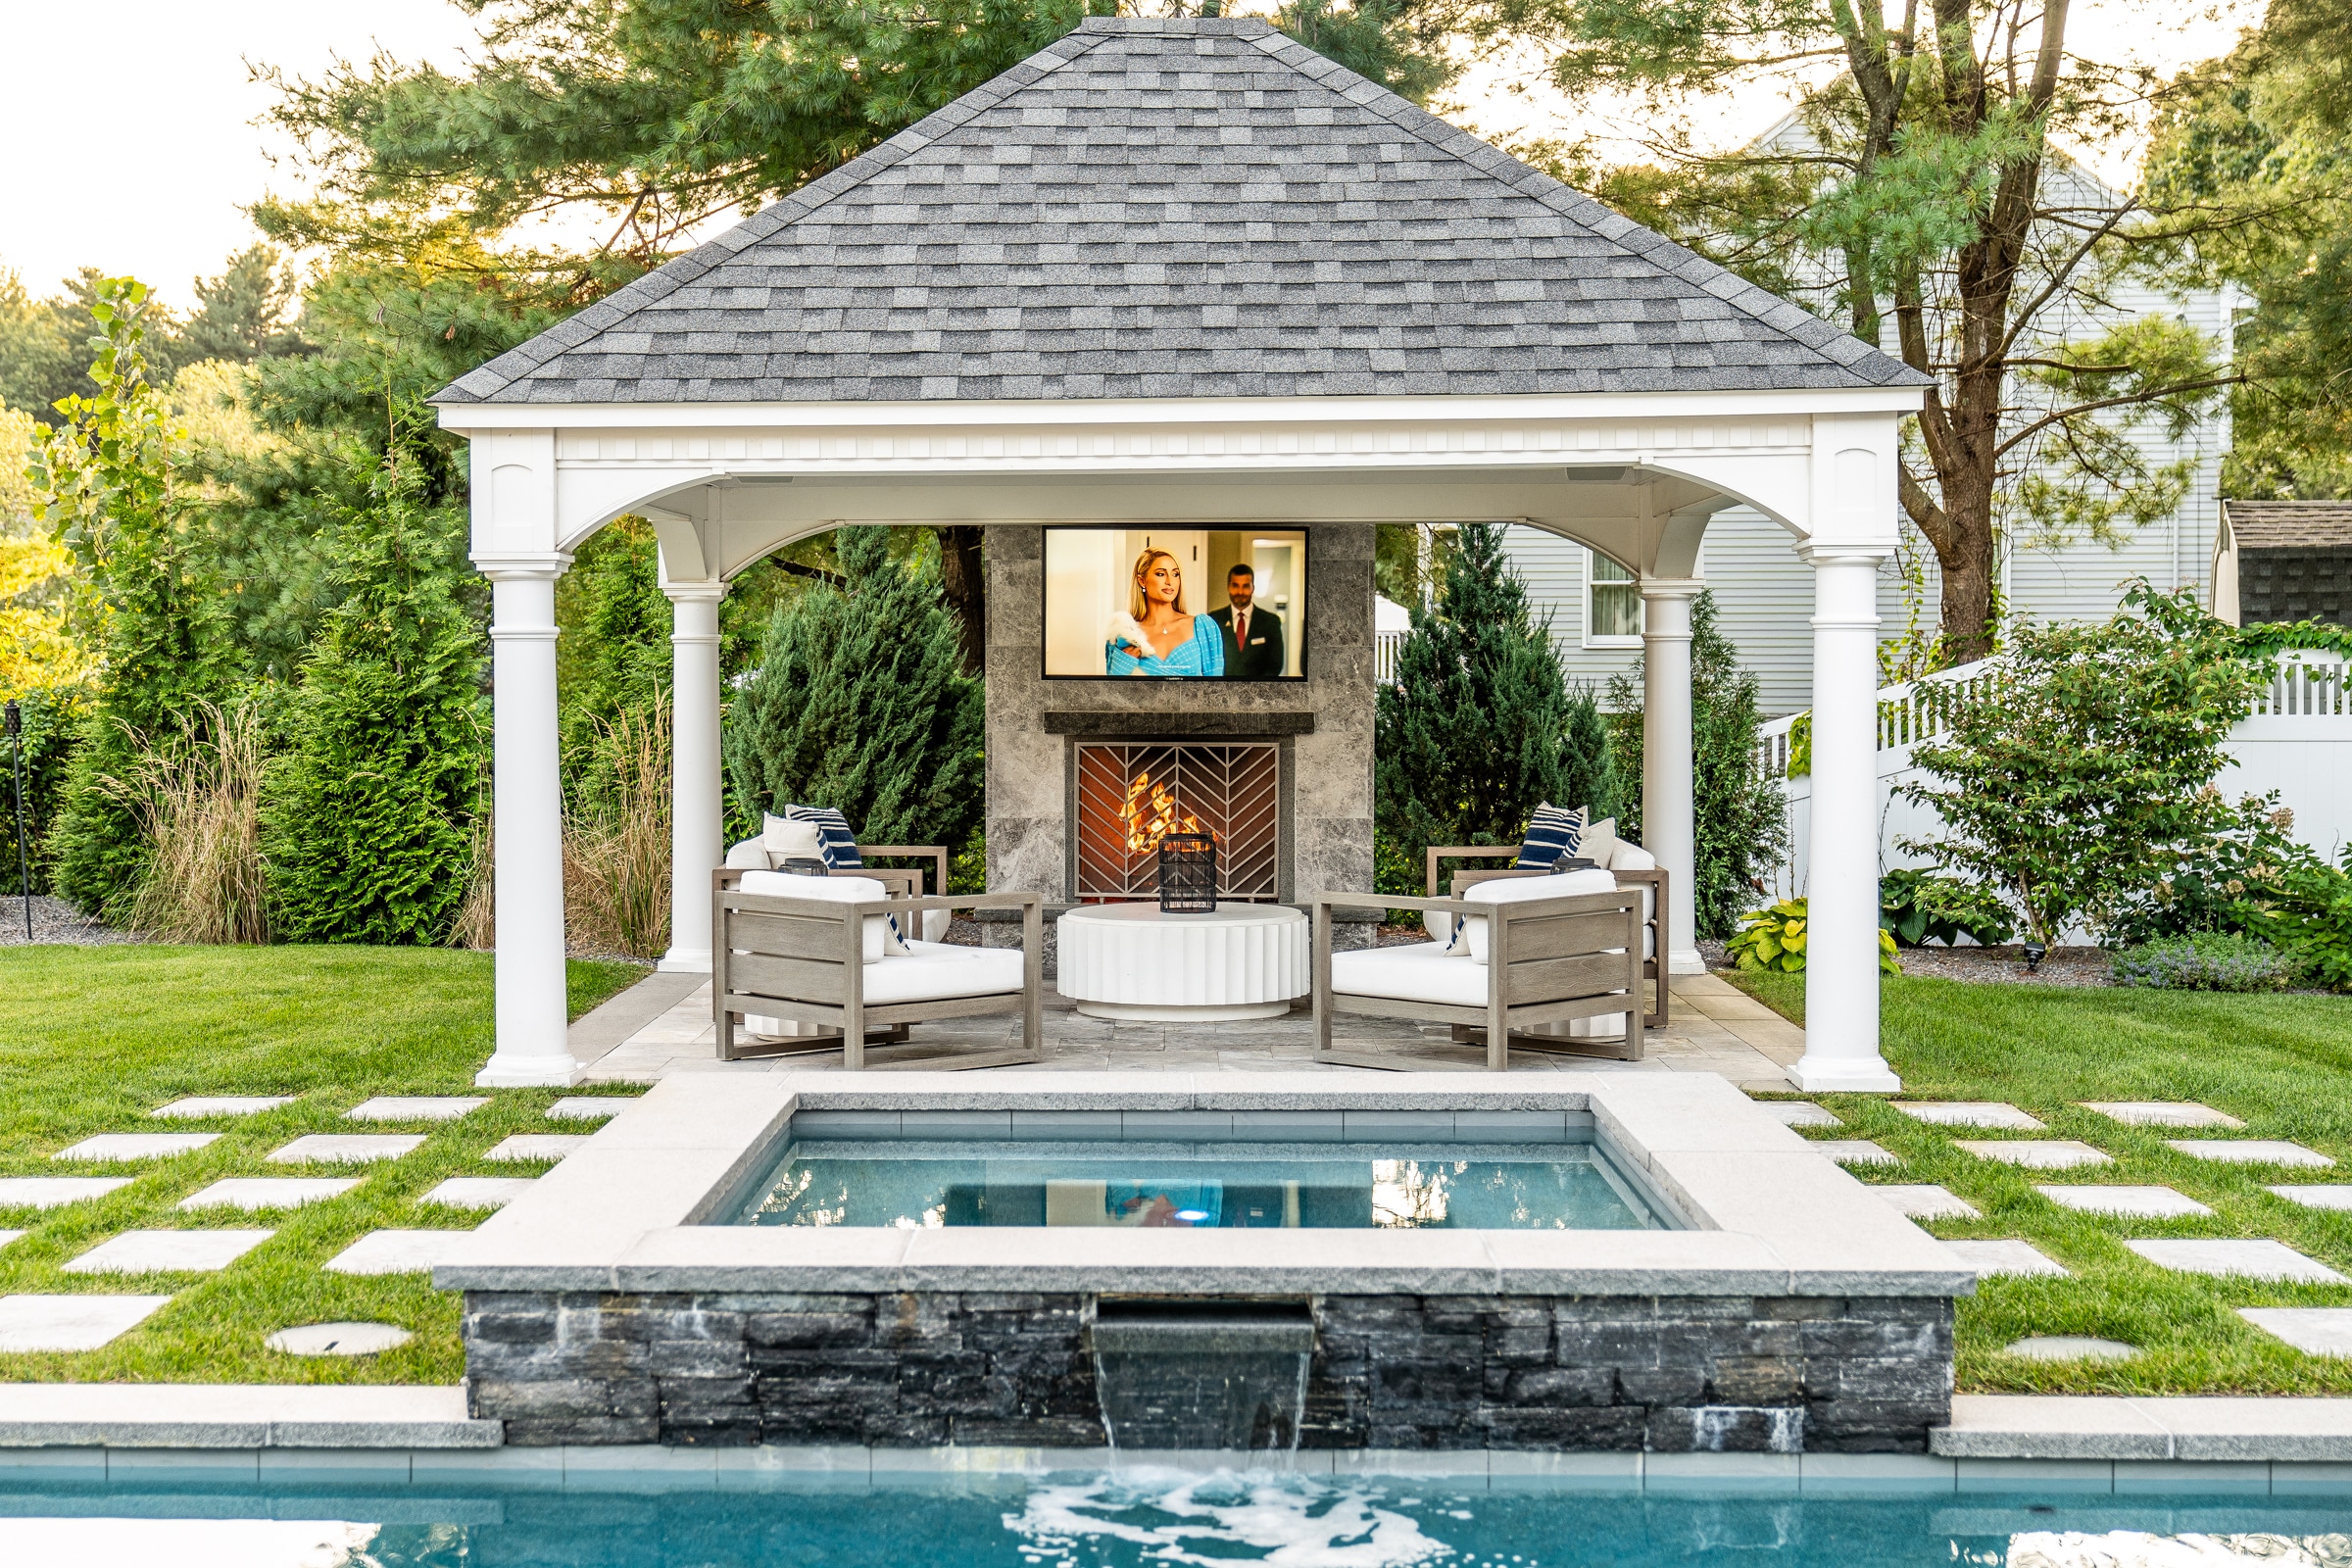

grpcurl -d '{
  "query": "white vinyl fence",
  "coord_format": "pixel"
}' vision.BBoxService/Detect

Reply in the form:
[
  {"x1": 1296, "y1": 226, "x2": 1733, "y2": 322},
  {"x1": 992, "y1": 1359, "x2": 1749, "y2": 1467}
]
[{"x1": 1759, "y1": 649, "x2": 2352, "y2": 904}]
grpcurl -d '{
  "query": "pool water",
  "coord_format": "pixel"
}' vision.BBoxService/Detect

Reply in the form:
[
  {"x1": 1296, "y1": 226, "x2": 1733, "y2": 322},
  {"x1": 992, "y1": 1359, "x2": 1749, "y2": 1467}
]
[
  {"x1": 734, "y1": 1141, "x2": 1664, "y2": 1230},
  {"x1": 4, "y1": 1469, "x2": 2347, "y2": 1566}
]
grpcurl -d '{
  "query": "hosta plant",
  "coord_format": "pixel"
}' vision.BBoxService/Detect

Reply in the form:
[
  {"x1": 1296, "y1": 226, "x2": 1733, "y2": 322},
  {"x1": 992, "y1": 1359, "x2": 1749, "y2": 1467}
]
[{"x1": 1731, "y1": 898, "x2": 1902, "y2": 975}]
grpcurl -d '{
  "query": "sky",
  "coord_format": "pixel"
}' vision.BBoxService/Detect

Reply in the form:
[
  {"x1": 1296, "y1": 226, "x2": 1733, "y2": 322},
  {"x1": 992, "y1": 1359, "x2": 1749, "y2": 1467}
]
[{"x1": 0, "y1": 0, "x2": 2266, "y2": 314}]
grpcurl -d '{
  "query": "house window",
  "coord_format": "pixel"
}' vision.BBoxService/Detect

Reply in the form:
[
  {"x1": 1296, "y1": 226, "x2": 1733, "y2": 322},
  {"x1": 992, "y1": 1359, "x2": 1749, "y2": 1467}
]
[{"x1": 1586, "y1": 551, "x2": 1642, "y2": 646}]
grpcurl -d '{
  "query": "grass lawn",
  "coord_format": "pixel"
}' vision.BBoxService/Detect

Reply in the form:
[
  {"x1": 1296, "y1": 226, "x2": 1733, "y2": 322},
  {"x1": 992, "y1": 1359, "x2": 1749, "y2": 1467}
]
[
  {"x1": 0, "y1": 945, "x2": 644, "y2": 1385},
  {"x1": 1730, "y1": 967, "x2": 2352, "y2": 1396}
]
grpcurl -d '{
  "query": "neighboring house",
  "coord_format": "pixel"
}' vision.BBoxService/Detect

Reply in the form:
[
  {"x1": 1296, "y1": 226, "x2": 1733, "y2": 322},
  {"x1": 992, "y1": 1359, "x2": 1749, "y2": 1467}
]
[
  {"x1": 2213, "y1": 500, "x2": 2352, "y2": 627},
  {"x1": 1499, "y1": 143, "x2": 2235, "y2": 715}
]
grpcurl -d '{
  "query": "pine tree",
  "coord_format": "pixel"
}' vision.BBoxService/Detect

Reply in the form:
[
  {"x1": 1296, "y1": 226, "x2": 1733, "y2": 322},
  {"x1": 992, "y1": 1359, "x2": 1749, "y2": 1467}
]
[
  {"x1": 1604, "y1": 592, "x2": 1789, "y2": 939},
  {"x1": 171, "y1": 245, "x2": 307, "y2": 368},
  {"x1": 261, "y1": 434, "x2": 486, "y2": 944},
  {"x1": 1374, "y1": 522, "x2": 1614, "y2": 882},
  {"x1": 723, "y1": 526, "x2": 983, "y2": 854}
]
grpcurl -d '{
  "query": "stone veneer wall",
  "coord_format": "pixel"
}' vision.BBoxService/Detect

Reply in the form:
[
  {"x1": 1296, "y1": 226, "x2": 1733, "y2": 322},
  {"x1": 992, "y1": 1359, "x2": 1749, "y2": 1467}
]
[
  {"x1": 464, "y1": 1289, "x2": 1952, "y2": 1453},
  {"x1": 982, "y1": 523, "x2": 1377, "y2": 920}
]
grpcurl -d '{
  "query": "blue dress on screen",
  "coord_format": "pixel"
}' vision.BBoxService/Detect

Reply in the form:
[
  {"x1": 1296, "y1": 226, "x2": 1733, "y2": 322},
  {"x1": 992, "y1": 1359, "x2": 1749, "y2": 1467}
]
[{"x1": 1106, "y1": 615, "x2": 1226, "y2": 676}]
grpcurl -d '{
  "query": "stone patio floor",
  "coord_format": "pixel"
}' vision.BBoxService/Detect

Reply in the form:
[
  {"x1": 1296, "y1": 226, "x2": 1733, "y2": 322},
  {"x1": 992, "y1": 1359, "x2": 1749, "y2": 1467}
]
[{"x1": 574, "y1": 970, "x2": 1804, "y2": 1087}]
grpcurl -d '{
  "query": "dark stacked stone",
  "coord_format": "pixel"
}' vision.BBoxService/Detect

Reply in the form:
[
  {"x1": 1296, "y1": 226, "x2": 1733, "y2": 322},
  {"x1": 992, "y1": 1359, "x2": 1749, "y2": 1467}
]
[{"x1": 464, "y1": 1290, "x2": 1951, "y2": 1452}]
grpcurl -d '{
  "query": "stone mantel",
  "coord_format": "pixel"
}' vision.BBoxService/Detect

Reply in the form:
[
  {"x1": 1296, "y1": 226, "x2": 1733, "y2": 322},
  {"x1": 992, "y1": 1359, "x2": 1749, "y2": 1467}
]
[{"x1": 1043, "y1": 710, "x2": 1316, "y2": 737}]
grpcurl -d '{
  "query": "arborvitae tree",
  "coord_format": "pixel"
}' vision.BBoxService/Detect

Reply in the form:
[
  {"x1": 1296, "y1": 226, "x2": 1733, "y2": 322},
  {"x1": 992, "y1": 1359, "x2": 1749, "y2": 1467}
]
[
  {"x1": 1375, "y1": 521, "x2": 1614, "y2": 882},
  {"x1": 723, "y1": 525, "x2": 983, "y2": 853},
  {"x1": 261, "y1": 435, "x2": 486, "y2": 943},
  {"x1": 1605, "y1": 591, "x2": 1789, "y2": 939}
]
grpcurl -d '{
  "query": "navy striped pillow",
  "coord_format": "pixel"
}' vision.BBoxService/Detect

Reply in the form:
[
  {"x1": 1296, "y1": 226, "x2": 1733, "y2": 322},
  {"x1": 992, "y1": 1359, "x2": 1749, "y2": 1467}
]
[
  {"x1": 1512, "y1": 803, "x2": 1586, "y2": 869},
  {"x1": 784, "y1": 805, "x2": 864, "y2": 870}
]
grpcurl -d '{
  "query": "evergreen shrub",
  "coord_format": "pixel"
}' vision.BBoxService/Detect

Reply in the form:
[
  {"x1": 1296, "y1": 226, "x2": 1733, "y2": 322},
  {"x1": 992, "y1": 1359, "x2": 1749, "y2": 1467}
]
[
  {"x1": 1374, "y1": 521, "x2": 1614, "y2": 896},
  {"x1": 261, "y1": 441, "x2": 486, "y2": 944},
  {"x1": 723, "y1": 526, "x2": 983, "y2": 856}
]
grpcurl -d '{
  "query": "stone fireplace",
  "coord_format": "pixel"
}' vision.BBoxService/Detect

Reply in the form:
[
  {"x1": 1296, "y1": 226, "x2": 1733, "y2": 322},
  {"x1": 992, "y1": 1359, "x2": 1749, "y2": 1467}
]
[
  {"x1": 983, "y1": 521, "x2": 1380, "y2": 955},
  {"x1": 1074, "y1": 741, "x2": 1281, "y2": 903}
]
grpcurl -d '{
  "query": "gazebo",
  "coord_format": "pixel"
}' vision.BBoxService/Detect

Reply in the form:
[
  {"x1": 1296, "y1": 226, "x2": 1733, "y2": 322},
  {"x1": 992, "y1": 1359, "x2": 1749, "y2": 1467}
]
[{"x1": 431, "y1": 16, "x2": 1924, "y2": 1093}]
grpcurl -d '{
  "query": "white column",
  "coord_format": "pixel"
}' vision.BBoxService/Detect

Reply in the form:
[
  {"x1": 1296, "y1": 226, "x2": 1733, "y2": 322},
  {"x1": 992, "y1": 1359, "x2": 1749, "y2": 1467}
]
[
  {"x1": 1640, "y1": 578, "x2": 1705, "y2": 975},
  {"x1": 660, "y1": 581, "x2": 728, "y2": 974},
  {"x1": 476, "y1": 558, "x2": 581, "y2": 1089},
  {"x1": 1787, "y1": 546, "x2": 1901, "y2": 1093}
]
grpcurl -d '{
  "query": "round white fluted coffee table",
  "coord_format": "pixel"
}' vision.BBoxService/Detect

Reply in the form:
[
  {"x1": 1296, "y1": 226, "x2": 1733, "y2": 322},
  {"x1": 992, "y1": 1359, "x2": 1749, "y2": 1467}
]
[{"x1": 1055, "y1": 902, "x2": 1309, "y2": 1021}]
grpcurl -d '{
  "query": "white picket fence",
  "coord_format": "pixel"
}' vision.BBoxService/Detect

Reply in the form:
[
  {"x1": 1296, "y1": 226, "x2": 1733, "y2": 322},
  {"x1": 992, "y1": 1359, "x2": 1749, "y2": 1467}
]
[{"x1": 1760, "y1": 648, "x2": 2352, "y2": 902}]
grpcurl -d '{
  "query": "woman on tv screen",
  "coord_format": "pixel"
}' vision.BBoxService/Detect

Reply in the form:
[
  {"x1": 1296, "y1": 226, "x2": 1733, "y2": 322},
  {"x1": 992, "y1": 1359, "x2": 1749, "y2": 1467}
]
[{"x1": 1105, "y1": 547, "x2": 1226, "y2": 677}]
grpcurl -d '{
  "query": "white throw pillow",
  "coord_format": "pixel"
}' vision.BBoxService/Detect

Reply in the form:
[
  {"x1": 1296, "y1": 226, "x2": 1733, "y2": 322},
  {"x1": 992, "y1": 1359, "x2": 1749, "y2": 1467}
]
[
  {"x1": 1581, "y1": 816, "x2": 1620, "y2": 870},
  {"x1": 737, "y1": 871, "x2": 905, "y2": 960},
  {"x1": 760, "y1": 813, "x2": 826, "y2": 866},
  {"x1": 1459, "y1": 867, "x2": 1620, "y2": 964}
]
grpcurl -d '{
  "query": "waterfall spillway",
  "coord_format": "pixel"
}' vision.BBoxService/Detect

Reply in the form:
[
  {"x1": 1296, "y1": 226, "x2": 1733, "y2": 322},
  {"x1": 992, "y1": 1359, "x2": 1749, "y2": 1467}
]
[{"x1": 1090, "y1": 1299, "x2": 1317, "y2": 1452}]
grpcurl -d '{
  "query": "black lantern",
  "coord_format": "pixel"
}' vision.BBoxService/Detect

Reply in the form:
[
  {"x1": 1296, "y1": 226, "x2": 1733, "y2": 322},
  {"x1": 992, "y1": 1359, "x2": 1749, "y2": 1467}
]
[{"x1": 1156, "y1": 831, "x2": 1218, "y2": 914}]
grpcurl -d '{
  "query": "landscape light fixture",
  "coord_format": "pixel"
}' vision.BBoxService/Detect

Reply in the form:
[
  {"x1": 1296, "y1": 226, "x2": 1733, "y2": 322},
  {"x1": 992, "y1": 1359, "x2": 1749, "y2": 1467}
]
[{"x1": 5, "y1": 700, "x2": 27, "y2": 942}]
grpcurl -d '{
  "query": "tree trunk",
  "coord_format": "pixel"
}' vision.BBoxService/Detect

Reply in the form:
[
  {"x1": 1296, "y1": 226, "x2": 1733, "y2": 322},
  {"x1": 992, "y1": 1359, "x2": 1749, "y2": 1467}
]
[{"x1": 936, "y1": 525, "x2": 986, "y2": 676}]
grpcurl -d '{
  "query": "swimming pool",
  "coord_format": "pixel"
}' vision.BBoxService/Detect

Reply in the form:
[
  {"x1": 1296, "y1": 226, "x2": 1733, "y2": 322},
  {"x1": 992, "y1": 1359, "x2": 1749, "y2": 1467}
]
[{"x1": 4, "y1": 1467, "x2": 2347, "y2": 1566}]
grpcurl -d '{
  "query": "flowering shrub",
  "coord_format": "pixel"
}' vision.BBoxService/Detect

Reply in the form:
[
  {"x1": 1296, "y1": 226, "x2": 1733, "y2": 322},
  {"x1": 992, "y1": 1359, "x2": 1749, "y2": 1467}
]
[
  {"x1": 1731, "y1": 898, "x2": 1901, "y2": 975},
  {"x1": 2111, "y1": 933, "x2": 2294, "y2": 992}
]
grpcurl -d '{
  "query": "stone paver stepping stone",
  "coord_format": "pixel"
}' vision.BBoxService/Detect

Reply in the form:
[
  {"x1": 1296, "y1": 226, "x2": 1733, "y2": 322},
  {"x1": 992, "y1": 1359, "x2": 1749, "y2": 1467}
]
[
  {"x1": 2082, "y1": 1102, "x2": 2243, "y2": 1129},
  {"x1": 268, "y1": 1134, "x2": 425, "y2": 1165},
  {"x1": 483, "y1": 1134, "x2": 590, "y2": 1163},
  {"x1": 177, "y1": 1178, "x2": 359, "y2": 1212},
  {"x1": 53, "y1": 1133, "x2": 220, "y2": 1162},
  {"x1": 1896, "y1": 1102, "x2": 2045, "y2": 1131},
  {"x1": 422, "y1": 1177, "x2": 536, "y2": 1210},
  {"x1": 548, "y1": 1097, "x2": 637, "y2": 1122},
  {"x1": 0, "y1": 1294, "x2": 173, "y2": 1350},
  {"x1": 346, "y1": 1096, "x2": 487, "y2": 1122},
  {"x1": 2238, "y1": 1307, "x2": 2352, "y2": 1356},
  {"x1": 2270, "y1": 1187, "x2": 2352, "y2": 1211},
  {"x1": 0, "y1": 1178, "x2": 132, "y2": 1209},
  {"x1": 1872, "y1": 1184, "x2": 1980, "y2": 1220},
  {"x1": 1944, "y1": 1239, "x2": 2069, "y2": 1279},
  {"x1": 0, "y1": 1231, "x2": 22, "y2": 1251},
  {"x1": 2127, "y1": 1239, "x2": 2348, "y2": 1284},
  {"x1": 152, "y1": 1097, "x2": 296, "y2": 1119},
  {"x1": 1957, "y1": 1140, "x2": 2113, "y2": 1169},
  {"x1": 1810, "y1": 1140, "x2": 1896, "y2": 1167},
  {"x1": 63, "y1": 1229, "x2": 274, "y2": 1275},
  {"x1": 266, "y1": 1321, "x2": 415, "y2": 1357},
  {"x1": 2003, "y1": 1336, "x2": 2139, "y2": 1362},
  {"x1": 2037, "y1": 1185, "x2": 2213, "y2": 1218},
  {"x1": 2166, "y1": 1139, "x2": 2335, "y2": 1168},
  {"x1": 325, "y1": 1230, "x2": 472, "y2": 1276}
]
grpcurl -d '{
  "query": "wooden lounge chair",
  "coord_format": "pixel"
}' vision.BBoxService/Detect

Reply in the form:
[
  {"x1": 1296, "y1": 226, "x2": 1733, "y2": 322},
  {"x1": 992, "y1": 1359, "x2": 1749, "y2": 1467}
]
[
  {"x1": 713, "y1": 868, "x2": 1042, "y2": 1069},
  {"x1": 1423, "y1": 847, "x2": 1669, "y2": 1030},
  {"x1": 1309, "y1": 873, "x2": 1646, "y2": 1070}
]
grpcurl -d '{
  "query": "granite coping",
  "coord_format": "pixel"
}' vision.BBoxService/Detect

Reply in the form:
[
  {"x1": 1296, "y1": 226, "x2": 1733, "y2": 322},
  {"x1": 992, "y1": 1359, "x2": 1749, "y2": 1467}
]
[
  {"x1": 432, "y1": 1071, "x2": 1974, "y2": 1298},
  {"x1": 1933, "y1": 1396, "x2": 2352, "y2": 1462},
  {"x1": 0, "y1": 1385, "x2": 501, "y2": 1448}
]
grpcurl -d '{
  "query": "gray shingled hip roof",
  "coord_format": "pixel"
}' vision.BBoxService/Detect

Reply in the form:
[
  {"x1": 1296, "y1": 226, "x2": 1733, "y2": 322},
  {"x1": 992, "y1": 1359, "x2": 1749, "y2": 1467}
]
[{"x1": 435, "y1": 17, "x2": 1930, "y2": 406}]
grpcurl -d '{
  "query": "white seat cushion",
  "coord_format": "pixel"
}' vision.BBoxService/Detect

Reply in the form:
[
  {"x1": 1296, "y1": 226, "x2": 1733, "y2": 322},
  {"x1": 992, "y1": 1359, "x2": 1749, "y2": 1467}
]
[
  {"x1": 860, "y1": 940, "x2": 1025, "y2": 1005},
  {"x1": 1330, "y1": 942, "x2": 1491, "y2": 1007},
  {"x1": 1461, "y1": 867, "x2": 1620, "y2": 963}
]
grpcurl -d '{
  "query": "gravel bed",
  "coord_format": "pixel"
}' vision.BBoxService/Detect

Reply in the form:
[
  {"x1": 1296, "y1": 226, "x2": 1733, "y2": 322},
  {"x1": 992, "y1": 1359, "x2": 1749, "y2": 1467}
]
[
  {"x1": 0, "y1": 893, "x2": 145, "y2": 948},
  {"x1": 1893, "y1": 944, "x2": 2116, "y2": 987}
]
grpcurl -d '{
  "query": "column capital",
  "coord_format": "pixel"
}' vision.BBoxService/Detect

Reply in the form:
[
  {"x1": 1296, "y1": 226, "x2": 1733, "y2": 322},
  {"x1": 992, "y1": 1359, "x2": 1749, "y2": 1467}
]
[
  {"x1": 473, "y1": 551, "x2": 574, "y2": 582},
  {"x1": 662, "y1": 578, "x2": 730, "y2": 604},
  {"x1": 1636, "y1": 576, "x2": 1706, "y2": 601},
  {"x1": 1793, "y1": 542, "x2": 1894, "y2": 566}
]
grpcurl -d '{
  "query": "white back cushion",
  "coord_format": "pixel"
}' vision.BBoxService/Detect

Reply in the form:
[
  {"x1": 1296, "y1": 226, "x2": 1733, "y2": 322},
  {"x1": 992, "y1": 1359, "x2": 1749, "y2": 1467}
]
[
  {"x1": 739, "y1": 871, "x2": 901, "y2": 961},
  {"x1": 1460, "y1": 867, "x2": 1620, "y2": 963}
]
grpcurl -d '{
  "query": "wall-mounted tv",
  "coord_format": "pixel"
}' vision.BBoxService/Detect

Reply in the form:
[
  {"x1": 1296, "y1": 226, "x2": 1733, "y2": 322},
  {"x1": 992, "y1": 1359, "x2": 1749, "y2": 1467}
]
[{"x1": 1043, "y1": 527, "x2": 1308, "y2": 680}]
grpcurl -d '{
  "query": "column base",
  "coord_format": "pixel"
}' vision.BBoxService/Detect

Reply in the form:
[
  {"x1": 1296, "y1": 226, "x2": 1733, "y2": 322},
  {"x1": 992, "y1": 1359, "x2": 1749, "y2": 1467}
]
[
  {"x1": 658, "y1": 947, "x2": 713, "y2": 975},
  {"x1": 476, "y1": 1057, "x2": 586, "y2": 1089},
  {"x1": 1667, "y1": 948, "x2": 1707, "y2": 976},
  {"x1": 1784, "y1": 1056, "x2": 1902, "y2": 1095}
]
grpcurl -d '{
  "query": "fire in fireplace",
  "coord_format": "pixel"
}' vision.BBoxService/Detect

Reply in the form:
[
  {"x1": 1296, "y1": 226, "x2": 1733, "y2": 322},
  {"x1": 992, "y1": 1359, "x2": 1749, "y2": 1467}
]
[{"x1": 1076, "y1": 742, "x2": 1278, "y2": 902}]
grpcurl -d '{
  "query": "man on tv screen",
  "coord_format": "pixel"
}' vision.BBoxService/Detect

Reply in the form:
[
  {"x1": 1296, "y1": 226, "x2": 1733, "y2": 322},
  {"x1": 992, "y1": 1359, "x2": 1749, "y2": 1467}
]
[{"x1": 1211, "y1": 564, "x2": 1285, "y2": 679}]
